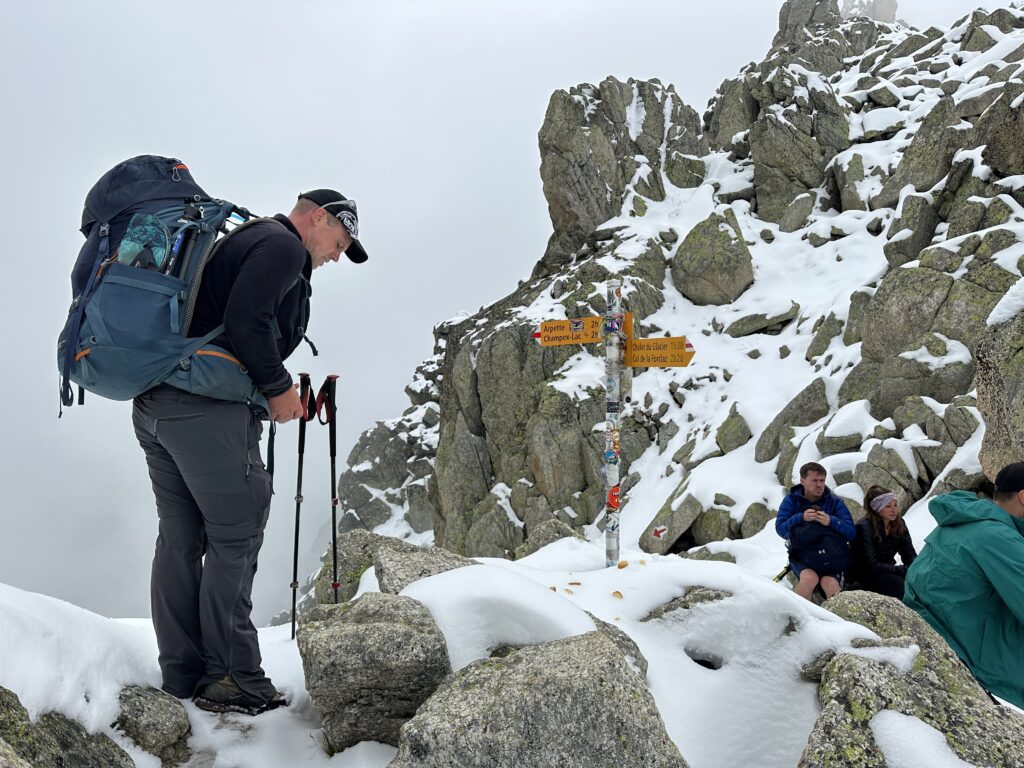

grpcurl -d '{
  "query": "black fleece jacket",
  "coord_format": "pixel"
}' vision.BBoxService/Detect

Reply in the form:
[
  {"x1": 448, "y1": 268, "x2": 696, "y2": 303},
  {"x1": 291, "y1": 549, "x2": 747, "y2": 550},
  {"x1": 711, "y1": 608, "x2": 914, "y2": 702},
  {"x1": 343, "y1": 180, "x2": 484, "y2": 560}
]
[
  {"x1": 189, "y1": 214, "x2": 312, "y2": 398},
  {"x1": 851, "y1": 518, "x2": 918, "y2": 578}
]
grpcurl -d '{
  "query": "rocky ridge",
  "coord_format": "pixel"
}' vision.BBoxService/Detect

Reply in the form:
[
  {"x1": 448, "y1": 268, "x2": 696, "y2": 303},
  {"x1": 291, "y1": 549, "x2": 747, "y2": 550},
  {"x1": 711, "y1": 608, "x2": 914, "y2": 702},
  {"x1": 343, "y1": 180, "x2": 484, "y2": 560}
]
[
  {"x1": 292, "y1": 539, "x2": 1024, "y2": 767},
  {"x1": 318, "y1": 0, "x2": 1024, "y2": 568}
]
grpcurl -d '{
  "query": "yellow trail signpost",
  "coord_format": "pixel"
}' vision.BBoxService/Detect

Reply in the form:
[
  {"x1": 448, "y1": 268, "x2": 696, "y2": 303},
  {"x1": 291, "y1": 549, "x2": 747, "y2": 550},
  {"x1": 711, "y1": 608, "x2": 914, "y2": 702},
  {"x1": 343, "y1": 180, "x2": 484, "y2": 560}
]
[
  {"x1": 535, "y1": 314, "x2": 631, "y2": 346},
  {"x1": 534, "y1": 289, "x2": 696, "y2": 567},
  {"x1": 625, "y1": 336, "x2": 695, "y2": 368}
]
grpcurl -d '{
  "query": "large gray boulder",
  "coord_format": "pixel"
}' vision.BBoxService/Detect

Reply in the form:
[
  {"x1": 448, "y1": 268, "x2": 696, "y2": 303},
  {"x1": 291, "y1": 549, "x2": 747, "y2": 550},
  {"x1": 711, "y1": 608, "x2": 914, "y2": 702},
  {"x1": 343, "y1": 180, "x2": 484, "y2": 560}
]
[
  {"x1": 0, "y1": 686, "x2": 133, "y2": 768},
  {"x1": 871, "y1": 97, "x2": 970, "y2": 210},
  {"x1": 297, "y1": 594, "x2": 452, "y2": 753},
  {"x1": 750, "y1": 112, "x2": 827, "y2": 223},
  {"x1": 670, "y1": 209, "x2": 754, "y2": 305},
  {"x1": 704, "y1": 76, "x2": 759, "y2": 152},
  {"x1": 801, "y1": 591, "x2": 1024, "y2": 767},
  {"x1": 715, "y1": 403, "x2": 753, "y2": 453},
  {"x1": 976, "y1": 312, "x2": 1024, "y2": 478},
  {"x1": 374, "y1": 545, "x2": 476, "y2": 595},
  {"x1": 115, "y1": 686, "x2": 191, "y2": 767},
  {"x1": 882, "y1": 194, "x2": 939, "y2": 268},
  {"x1": 390, "y1": 632, "x2": 688, "y2": 768},
  {"x1": 859, "y1": 268, "x2": 952, "y2": 362},
  {"x1": 314, "y1": 529, "x2": 422, "y2": 605},
  {"x1": 514, "y1": 518, "x2": 585, "y2": 560},
  {"x1": 755, "y1": 378, "x2": 831, "y2": 462},
  {"x1": 983, "y1": 102, "x2": 1024, "y2": 177},
  {"x1": 642, "y1": 488, "x2": 704, "y2": 555},
  {"x1": 849, "y1": 262, "x2": 989, "y2": 417}
]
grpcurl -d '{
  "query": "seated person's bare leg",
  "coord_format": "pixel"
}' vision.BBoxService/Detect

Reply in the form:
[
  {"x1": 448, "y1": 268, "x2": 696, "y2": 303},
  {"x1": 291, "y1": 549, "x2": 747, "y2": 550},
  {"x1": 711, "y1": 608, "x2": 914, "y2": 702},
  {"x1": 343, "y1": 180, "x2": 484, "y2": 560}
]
[
  {"x1": 795, "y1": 569, "x2": 819, "y2": 600},
  {"x1": 820, "y1": 575, "x2": 841, "y2": 598}
]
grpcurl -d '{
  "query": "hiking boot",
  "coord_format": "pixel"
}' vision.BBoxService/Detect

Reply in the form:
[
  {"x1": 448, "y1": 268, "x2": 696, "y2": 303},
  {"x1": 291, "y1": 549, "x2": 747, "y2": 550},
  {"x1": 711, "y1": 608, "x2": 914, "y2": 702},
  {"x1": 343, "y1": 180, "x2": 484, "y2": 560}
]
[{"x1": 192, "y1": 676, "x2": 287, "y2": 716}]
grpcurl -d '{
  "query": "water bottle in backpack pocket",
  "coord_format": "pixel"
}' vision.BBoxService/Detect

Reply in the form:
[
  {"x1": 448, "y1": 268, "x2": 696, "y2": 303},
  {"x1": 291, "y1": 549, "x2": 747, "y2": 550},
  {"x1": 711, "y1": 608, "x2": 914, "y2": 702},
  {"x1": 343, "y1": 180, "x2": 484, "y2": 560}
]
[{"x1": 57, "y1": 155, "x2": 261, "y2": 411}]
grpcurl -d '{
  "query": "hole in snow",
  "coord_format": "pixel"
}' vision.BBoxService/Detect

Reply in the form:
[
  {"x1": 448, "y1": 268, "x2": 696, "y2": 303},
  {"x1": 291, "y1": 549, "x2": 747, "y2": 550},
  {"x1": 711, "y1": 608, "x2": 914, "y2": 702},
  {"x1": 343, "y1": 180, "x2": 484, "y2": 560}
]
[{"x1": 685, "y1": 647, "x2": 724, "y2": 670}]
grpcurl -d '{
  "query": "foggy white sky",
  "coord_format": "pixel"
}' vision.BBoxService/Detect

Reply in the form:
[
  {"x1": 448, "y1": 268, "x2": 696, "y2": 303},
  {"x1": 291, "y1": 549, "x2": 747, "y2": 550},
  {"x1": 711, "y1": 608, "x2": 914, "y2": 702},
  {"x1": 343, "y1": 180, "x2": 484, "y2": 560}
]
[{"x1": 0, "y1": 0, "x2": 1005, "y2": 621}]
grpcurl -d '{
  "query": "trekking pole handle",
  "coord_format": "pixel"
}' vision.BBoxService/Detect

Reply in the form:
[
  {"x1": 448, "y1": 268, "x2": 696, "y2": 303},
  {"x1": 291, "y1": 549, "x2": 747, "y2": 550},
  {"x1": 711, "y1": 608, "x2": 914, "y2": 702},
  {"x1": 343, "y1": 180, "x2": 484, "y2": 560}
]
[
  {"x1": 297, "y1": 373, "x2": 313, "y2": 450},
  {"x1": 316, "y1": 375, "x2": 339, "y2": 458}
]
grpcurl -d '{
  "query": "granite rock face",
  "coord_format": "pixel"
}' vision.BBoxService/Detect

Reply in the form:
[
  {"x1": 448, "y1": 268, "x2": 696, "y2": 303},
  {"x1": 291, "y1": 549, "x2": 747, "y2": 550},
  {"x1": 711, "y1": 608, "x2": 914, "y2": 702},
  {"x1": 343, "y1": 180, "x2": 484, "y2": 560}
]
[
  {"x1": 297, "y1": 593, "x2": 452, "y2": 753},
  {"x1": 538, "y1": 77, "x2": 706, "y2": 276},
  {"x1": 0, "y1": 686, "x2": 133, "y2": 768},
  {"x1": 115, "y1": 685, "x2": 192, "y2": 767},
  {"x1": 389, "y1": 632, "x2": 688, "y2": 768},
  {"x1": 801, "y1": 591, "x2": 1024, "y2": 767},
  {"x1": 976, "y1": 312, "x2": 1024, "y2": 478}
]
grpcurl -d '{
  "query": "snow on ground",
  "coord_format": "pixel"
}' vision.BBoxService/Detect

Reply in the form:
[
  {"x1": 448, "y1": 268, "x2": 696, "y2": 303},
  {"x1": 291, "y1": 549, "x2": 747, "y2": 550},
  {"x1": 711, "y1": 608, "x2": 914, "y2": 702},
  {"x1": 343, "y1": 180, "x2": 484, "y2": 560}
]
[
  {"x1": 0, "y1": 582, "x2": 397, "y2": 768},
  {"x1": 1, "y1": 542, "x2": 893, "y2": 768}
]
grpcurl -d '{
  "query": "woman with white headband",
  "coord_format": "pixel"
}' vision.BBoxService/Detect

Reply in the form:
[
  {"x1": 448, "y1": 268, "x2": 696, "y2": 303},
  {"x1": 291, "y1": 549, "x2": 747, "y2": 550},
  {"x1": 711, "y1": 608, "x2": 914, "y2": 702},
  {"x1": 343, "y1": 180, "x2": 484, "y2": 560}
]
[{"x1": 849, "y1": 485, "x2": 918, "y2": 598}]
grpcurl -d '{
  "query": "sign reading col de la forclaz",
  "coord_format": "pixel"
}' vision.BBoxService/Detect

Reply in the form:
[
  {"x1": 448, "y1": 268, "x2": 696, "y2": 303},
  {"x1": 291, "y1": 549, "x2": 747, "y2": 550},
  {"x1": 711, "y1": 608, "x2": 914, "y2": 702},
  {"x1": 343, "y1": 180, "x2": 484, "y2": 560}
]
[{"x1": 626, "y1": 336, "x2": 695, "y2": 367}]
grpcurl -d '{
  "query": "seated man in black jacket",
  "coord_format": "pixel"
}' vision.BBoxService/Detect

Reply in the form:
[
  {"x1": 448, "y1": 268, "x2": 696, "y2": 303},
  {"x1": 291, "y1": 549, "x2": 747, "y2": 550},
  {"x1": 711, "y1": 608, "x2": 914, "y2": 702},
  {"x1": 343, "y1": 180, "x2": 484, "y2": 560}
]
[
  {"x1": 849, "y1": 485, "x2": 917, "y2": 599},
  {"x1": 133, "y1": 189, "x2": 367, "y2": 715}
]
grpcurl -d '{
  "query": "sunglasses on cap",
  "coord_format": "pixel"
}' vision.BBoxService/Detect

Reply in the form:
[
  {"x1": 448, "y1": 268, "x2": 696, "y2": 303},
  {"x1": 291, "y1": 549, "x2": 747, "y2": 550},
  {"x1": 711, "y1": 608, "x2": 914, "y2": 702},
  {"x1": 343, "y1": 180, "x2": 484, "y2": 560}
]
[{"x1": 317, "y1": 199, "x2": 359, "y2": 239}]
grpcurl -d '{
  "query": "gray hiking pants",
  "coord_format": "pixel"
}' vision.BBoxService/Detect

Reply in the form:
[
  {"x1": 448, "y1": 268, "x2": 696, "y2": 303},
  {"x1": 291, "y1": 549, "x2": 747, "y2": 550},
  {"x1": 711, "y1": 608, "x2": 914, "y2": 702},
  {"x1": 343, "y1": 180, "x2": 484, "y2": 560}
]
[{"x1": 133, "y1": 385, "x2": 276, "y2": 702}]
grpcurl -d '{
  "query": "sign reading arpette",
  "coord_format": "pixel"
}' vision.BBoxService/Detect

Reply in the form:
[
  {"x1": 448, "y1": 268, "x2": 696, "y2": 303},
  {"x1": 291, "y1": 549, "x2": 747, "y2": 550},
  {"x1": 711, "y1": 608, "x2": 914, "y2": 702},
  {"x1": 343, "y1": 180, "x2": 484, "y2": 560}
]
[
  {"x1": 535, "y1": 315, "x2": 623, "y2": 346},
  {"x1": 534, "y1": 287, "x2": 696, "y2": 566}
]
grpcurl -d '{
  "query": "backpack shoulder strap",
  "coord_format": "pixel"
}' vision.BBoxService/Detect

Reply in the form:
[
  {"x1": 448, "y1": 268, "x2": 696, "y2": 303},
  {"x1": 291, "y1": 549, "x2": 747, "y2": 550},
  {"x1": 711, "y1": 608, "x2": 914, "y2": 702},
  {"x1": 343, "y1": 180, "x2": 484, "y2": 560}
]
[{"x1": 181, "y1": 216, "x2": 282, "y2": 336}]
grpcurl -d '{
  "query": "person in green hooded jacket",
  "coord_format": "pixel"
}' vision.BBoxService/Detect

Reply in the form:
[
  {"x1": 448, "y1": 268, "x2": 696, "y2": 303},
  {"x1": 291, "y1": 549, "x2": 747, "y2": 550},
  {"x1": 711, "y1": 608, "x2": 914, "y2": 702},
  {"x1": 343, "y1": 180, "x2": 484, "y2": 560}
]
[{"x1": 904, "y1": 462, "x2": 1024, "y2": 709}]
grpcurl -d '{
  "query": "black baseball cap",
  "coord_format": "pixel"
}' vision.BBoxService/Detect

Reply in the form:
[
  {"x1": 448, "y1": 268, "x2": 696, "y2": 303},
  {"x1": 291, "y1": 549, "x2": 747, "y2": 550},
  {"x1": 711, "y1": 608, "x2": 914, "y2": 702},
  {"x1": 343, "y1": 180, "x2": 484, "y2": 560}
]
[
  {"x1": 298, "y1": 189, "x2": 368, "y2": 263},
  {"x1": 995, "y1": 462, "x2": 1024, "y2": 493}
]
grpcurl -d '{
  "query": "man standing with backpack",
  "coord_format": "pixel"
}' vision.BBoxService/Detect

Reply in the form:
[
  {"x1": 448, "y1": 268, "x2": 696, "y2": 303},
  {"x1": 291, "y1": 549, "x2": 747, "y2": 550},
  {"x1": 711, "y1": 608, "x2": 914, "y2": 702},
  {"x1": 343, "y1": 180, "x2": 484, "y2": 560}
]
[{"x1": 132, "y1": 189, "x2": 367, "y2": 715}]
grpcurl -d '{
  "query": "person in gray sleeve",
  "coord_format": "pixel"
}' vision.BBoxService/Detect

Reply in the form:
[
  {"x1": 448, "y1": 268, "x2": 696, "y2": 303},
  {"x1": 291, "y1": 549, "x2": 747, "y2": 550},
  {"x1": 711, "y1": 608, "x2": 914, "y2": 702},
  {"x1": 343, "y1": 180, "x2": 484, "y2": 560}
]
[{"x1": 133, "y1": 189, "x2": 367, "y2": 715}]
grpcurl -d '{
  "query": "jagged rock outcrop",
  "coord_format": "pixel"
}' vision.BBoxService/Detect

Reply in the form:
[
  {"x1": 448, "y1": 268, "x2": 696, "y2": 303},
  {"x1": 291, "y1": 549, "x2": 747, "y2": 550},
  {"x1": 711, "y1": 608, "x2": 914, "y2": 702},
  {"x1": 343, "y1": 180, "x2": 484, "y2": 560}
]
[
  {"x1": 537, "y1": 77, "x2": 706, "y2": 276},
  {"x1": 389, "y1": 632, "x2": 688, "y2": 768},
  {"x1": 801, "y1": 591, "x2": 1024, "y2": 767},
  {"x1": 774, "y1": 0, "x2": 842, "y2": 48},
  {"x1": 297, "y1": 594, "x2": 452, "y2": 753},
  {"x1": 332, "y1": 326, "x2": 445, "y2": 539}
]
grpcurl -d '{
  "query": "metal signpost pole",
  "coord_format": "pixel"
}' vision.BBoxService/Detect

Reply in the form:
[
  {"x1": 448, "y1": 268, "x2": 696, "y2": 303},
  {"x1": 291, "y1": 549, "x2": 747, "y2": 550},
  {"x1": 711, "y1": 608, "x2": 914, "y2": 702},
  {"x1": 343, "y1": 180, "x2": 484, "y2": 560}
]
[{"x1": 604, "y1": 280, "x2": 624, "y2": 567}]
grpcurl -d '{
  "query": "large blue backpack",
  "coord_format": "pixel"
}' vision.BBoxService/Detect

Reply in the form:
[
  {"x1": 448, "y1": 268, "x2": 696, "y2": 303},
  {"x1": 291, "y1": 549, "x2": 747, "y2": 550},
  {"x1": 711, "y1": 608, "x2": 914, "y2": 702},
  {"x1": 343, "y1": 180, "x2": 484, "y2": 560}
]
[{"x1": 58, "y1": 155, "x2": 271, "y2": 415}]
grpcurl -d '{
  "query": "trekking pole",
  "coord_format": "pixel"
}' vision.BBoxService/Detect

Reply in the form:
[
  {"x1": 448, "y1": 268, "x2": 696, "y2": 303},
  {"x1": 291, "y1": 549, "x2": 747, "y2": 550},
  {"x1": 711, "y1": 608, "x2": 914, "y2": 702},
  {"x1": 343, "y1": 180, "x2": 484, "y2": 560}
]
[
  {"x1": 316, "y1": 375, "x2": 341, "y2": 603},
  {"x1": 290, "y1": 373, "x2": 315, "y2": 640}
]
